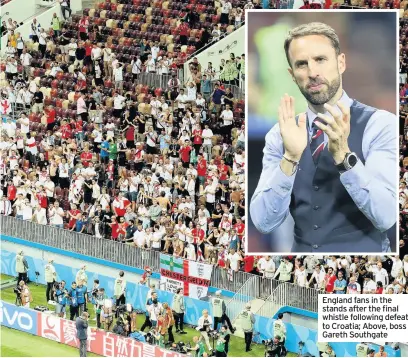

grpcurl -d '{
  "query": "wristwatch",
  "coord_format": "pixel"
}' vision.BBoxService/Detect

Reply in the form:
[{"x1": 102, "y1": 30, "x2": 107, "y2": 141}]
[{"x1": 336, "y1": 152, "x2": 358, "y2": 173}]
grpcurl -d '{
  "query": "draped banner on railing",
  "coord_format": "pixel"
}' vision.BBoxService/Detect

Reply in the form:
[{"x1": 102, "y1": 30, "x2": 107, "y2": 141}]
[{"x1": 159, "y1": 254, "x2": 213, "y2": 299}]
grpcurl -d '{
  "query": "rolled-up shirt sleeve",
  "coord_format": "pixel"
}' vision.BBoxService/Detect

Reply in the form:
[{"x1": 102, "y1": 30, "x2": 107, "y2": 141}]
[
  {"x1": 250, "y1": 125, "x2": 297, "y2": 234},
  {"x1": 340, "y1": 110, "x2": 398, "y2": 232}
]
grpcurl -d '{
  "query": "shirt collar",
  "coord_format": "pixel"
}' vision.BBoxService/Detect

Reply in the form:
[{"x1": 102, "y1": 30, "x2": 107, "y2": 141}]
[{"x1": 306, "y1": 91, "x2": 353, "y2": 132}]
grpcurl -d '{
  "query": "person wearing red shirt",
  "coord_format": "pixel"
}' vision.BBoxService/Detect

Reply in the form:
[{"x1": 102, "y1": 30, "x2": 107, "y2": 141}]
[
  {"x1": 67, "y1": 203, "x2": 81, "y2": 229},
  {"x1": 112, "y1": 193, "x2": 131, "y2": 217},
  {"x1": 80, "y1": 147, "x2": 92, "y2": 167},
  {"x1": 117, "y1": 217, "x2": 128, "y2": 241},
  {"x1": 243, "y1": 255, "x2": 255, "y2": 274},
  {"x1": 44, "y1": 105, "x2": 56, "y2": 131},
  {"x1": 36, "y1": 188, "x2": 48, "y2": 209},
  {"x1": 60, "y1": 120, "x2": 72, "y2": 139},
  {"x1": 178, "y1": 19, "x2": 189, "y2": 46},
  {"x1": 234, "y1": 218, "x2": 245, "y2": 241},
  {"x1": 7, "y1": 181, "x2": 16, "y2": 202},
  {"x1": 78, "y1": 17, "x2": 89, "y2": 41},
  {"x1": 218, "y1": 160, "x2": 229, "y2": 184},
  {"x1": 109, "y1": 216, "x2": 120, "y2": 240},
  {"x1": 192, "y1": 125, "x2": 203, "y2": 154},
  {"x1": 75, "y1": 117, "x2": 84, "y2": 148},
  {"x1": 179, "y1": 141, "x2": 192, "y2": 168},
  {"x1": 197, "y1": 154, "x2": 207, "y2": 186},
  {"x1": 325, "y1": 267, "x2": 337, "y2": 293},
  {"x1": 192, "y1": 223, "x2": 205, "y2": 258},
  {"x1": 125, "y1": 124, "x2": 136, "y2": 148},
  {"x1": 84, "y1": 41, "x2": 92, "y2": 70}
]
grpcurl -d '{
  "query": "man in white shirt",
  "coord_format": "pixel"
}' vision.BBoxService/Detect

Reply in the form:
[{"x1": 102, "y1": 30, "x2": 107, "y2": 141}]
[
  {"x1": 20, "y1": 49, "x2": 32, "y2": 80},
  {"x1": 308, "y1": 264, "x2": 326, "y2": 290},
  {"x1": 150, "y1": 96, "x2": 161, "y2": 118},
  {"x1": 0, "y1": 196, "x2": 12, "y2": 216},
  {"x1": 362, "y1": 274, "x2": 377, "y2": 294},
  {"x1": 346, "y1": 275, "x2": 361, "y2": 294},
  {"x1": 371, "y1": 261, "x2": 389, "y2": 287},
  {"x1": 131, "y1": 56, "x2": 142, "y2": 79},
  {"x1": 196, "y1": 310, "x2": 213, "y2": 351},
  {"x1": 32, "y1": 203, "x2": 47, "y2": 225},
  {"x1": 145, "y1": 55, "x2": 156, "y2": 73},
  {"x1": 22, "y1": 199, "x2": 33, "y2": 221},
  {"x1": 295, "y1": 265, "x2": 307, "y2": 287},
  {"x1": 202, "y1": 123, "x2": 213, "y2": 160},
  {"x1": 102, "y1": 46, "x2": 112, "y2": 78},
  {"x1": 220, "y1": 104, "x2": 233, "y2": 141},
  {"x1": 145, "y1": 126, "x2": 158, "y2": 154},
  {"x1": 49, "y1": 201, "x2": 65, "y2": 228},
  {"x1": 113, "y1": 93, "x2": 125, "y2": 118},
  {"x1": 113, "y1": 62, "x2": 124, "y2": 90},
  {"x1": 185, "y1": 242, "x2": 196, "y2": 260},
  {"x1": 227, "y1": 248, "x2": 241, "y2": 272},
  {"x1": 151, "y1": 41, "x2": 160, "y2": 61},
  {"x1": 91, "y1": 43, "x2": 102, "y2": 62},
  {"x1": 175, "y1": 89, "x2": 188, "y2": 110},
  {"x1": 49, "y1": 63, "x2": 63, "y2": 78},
  {"x1": 220, "y1": 0, "x2": 232, "y2": 25},
  {"x1": 68, "y1": 39, "x2": 77, "y2": 62},
  {"x1": 44, "y1": 176, "x2": 55, "y2": 202},
  {"x1": 195, "y1": 93, "x2": 206, "y2": 108},
  {"x1": 133, "y1": 224, "x2": 147, "y2": 248},
  {"x1": 257, "y1": 256, "x2": 275, "y2": 278},
  {"x1": 390, "y1": 255, "x2": 403, "y2": 280}
]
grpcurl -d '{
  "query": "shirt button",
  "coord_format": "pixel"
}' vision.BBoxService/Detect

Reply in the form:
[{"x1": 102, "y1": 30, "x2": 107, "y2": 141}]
[
  {"x1": 313, "y1": 225, "x2": 319, "y2": 230},
  {"x1": 313, "y1": 205, "x2": 319, "y2": 210},
  {"x1": 273, "y1": 209, "x2": 277, "y2": 213},
  {"x1": 314, "y1": 186, "x2": 319, "y2": 191},
  {"x1": 312, "y1": 244, "x2": 319, "y2": 249}
]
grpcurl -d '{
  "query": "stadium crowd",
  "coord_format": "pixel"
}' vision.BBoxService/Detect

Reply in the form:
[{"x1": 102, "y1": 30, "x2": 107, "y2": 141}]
[
  {"x1": 0, "y1": 0, "x2": 248, "y2": 269},
  {"x1": 400, "y1": 17, "x2": 408, "y2": 263}
]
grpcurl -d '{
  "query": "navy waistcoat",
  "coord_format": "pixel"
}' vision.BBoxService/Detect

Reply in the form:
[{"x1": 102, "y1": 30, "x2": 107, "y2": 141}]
[{"x1": 290, "y1": 100, "x2": 385, "y2": 253}]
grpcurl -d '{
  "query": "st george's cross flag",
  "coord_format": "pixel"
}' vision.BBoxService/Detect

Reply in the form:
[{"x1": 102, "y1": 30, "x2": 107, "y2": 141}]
[{"x1": 159, "y1": 254, "x2": 214, "y2": 299}]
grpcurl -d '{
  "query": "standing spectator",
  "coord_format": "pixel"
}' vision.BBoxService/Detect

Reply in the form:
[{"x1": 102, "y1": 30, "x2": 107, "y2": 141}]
[
  {"x1": 178, "y1": 19, "x2": 189, "y2": 46},
  {"x1": 220, "y1": 0, "x2": 232, "y2": 25},
  {"x1": 75, "y1": 312, "x2": 89, "y2": 357},
  {"x1": 59, "y1": 0, "x2": 72, "y2": 20},
  {"x1": 51, "y1": 13, "x2": 61, "y2": 37},
  {"x1": 30, "y1": 18, "x2": 40, "y2": 43}
]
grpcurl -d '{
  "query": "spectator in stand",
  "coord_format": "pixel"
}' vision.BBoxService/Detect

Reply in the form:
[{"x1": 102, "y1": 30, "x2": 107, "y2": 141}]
[
  {"x1": 59, "y1": 0, "x2": 72, "y2": 20},
  {"x1": 178, "y1": 19, "x2": 189, "y2": 46}
]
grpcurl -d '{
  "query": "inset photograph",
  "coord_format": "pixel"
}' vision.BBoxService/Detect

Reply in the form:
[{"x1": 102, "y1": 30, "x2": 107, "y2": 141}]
[{"x1": 247, "y1": 10, "x2": 399, "y2": 254}]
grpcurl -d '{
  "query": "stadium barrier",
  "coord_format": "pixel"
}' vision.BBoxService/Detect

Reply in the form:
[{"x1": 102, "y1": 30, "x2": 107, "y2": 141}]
[
  {"x1": 1, "y1": 216, "x2": 322, "y2": 312},
  {"x1": 0, "y1": 300, "x2": 185, "y2": 357}
]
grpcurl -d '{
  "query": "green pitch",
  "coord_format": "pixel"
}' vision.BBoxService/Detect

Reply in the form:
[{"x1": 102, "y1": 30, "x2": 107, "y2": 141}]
[
  {"x1": 1, "y1": 278, "x2": 296, "y2": 357},
  {"x1": 1, "y1": 326, "x2": 101, "y2": 357}
]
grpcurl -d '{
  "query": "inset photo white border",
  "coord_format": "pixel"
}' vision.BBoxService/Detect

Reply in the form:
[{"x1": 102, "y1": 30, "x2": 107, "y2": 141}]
[{"x1": 244, "y1": 9, "x2": 400, "y2": 256}]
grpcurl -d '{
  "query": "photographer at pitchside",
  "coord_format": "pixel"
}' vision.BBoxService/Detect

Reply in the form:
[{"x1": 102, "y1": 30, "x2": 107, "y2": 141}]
[
  {"x1": 196, "y1": 309, "x2": 213, "y2": 352},
  {"x1": 54, "y1": 280, "x2": 68, "y2": 318},
  {"x1": 215, "y1": 325, "x2": 230, "y2": 357}
]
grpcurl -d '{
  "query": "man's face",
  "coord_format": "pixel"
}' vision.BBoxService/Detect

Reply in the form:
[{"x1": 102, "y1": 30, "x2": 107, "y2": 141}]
[{"x1": 287, "y1": 34, "x2": 345, "y2": 106}]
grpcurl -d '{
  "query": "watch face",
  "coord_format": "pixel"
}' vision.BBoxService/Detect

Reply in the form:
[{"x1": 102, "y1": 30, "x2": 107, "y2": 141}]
[{"x1": 348, "y1": 153, "x2": 358, "y2": 167}]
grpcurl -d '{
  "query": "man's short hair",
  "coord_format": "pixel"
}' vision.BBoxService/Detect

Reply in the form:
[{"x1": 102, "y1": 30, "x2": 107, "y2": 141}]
[{"x1": 284, "y1": 22, "x2": 341, "y2": 67}]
